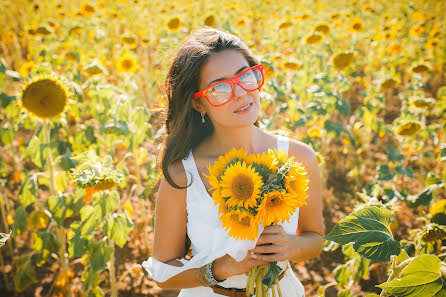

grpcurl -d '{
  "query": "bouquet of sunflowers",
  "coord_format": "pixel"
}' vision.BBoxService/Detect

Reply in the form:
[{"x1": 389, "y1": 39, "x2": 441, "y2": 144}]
[{"x1": 204, "y1": 147, "x2": 309, "y2": 297}]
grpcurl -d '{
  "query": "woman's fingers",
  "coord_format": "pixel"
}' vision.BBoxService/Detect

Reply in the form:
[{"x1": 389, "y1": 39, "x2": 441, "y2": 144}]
[
  {"x1": 251, "y1": 243, "x2": 286, "y2": 254},
  {"x1": 251, "y1": 252, "x2": 287, "y2": 262},
  {"x1": 256, "y1": 233, "x2": 282, "y2": 245},
  {"x1": 262, "y1": 225, "x2": 285, "y2": 234}
]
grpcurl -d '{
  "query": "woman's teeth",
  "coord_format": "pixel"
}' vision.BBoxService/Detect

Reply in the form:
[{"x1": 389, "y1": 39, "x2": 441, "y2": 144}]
[{"x1": 235, "y1": 103, "x2": 251, "y2": 113}]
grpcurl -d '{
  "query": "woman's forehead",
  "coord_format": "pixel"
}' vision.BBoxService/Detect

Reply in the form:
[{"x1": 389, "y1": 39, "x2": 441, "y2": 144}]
[{"x1": 200, "y1": 49, "x2": 249, "y2": 87}]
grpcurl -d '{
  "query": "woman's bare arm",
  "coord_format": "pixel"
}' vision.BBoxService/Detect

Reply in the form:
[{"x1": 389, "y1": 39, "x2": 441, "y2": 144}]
[
  {"x1": 151, "y1": 161, "x2": 267, "y2": 289},
  {"x1": 250, "y1": 140, "x2": 325, "y2": 263}
]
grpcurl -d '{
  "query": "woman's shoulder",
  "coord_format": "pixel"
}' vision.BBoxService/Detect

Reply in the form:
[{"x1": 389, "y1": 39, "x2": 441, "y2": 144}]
[
  {"x1": 162, "y1": 158, "x2": 189, "y2": 190},
  {"x1": 287, "y1": 136, "x2": 318, "y2": 171}
]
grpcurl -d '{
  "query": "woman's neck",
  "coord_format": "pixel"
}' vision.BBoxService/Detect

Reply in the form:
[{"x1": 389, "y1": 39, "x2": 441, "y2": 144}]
[{"x1": 204, "y1": 124, "x2": 264, "y2": 156}]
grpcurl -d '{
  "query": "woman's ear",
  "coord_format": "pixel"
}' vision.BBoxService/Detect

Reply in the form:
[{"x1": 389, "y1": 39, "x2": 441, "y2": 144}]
[{"x1": 191, "y1": 98, "x2": 205, "y2": 114}]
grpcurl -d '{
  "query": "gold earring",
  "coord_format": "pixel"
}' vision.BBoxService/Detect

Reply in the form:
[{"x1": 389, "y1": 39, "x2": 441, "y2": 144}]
[{"x1": 201, "y1": 112, "x2": 205, "y2": 124}]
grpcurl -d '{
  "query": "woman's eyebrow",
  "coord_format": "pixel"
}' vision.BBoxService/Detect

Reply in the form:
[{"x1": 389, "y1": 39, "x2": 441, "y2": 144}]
[{"x1": 206, "y1": 66, "x2": 249, "y2": 87}]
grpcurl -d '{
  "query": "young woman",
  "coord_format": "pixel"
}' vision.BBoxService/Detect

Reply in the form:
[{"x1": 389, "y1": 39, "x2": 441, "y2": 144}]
[{"x1": 142, "y1": 28, "x2": 325, "y2": 297}]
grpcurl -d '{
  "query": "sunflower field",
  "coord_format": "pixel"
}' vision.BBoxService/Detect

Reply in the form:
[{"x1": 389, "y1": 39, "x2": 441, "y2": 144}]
[{"x1": 0, "y1": 0, "x2": 445, "y2": 296}]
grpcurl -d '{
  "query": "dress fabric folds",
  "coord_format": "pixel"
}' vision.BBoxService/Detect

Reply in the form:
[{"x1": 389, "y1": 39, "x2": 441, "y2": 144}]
[{"x1": 142, "y1": 135, "x2": 305, "y2": 297}]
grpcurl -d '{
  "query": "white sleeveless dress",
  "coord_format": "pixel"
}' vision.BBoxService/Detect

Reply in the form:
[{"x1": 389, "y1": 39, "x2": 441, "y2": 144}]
[{"x1": 142, "y1": 135, "x2": 305, "y2": 297}]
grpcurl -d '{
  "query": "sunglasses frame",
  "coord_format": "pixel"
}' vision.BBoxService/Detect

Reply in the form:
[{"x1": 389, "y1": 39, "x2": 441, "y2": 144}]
[{"x1": 193, "y1": 64, "x2": 265, "y2": 107}]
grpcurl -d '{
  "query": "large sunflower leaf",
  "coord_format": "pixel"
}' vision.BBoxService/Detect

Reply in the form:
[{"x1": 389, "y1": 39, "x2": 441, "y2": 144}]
[
  {"x1": 377, "y1": 255, "x2": 444, "y2": 297},
  {"x1": 324, "y1": 205, "x2": 400, "y2": 262}
]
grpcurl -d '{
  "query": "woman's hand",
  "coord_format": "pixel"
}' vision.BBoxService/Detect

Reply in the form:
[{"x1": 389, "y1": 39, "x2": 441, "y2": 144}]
[
  {"x1": 212, "y1": 251, "x2": 269, "y2": 280},
  {"x1": 249, "y1": 225, "x2": 296, "y2": 262}
]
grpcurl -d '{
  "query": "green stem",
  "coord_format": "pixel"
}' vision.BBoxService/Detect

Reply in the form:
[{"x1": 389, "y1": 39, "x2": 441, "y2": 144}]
[
  {"x1": 108, "y1": 239, "x2": 117, "y2": 297},
  {"x1": 44, "y1": 120, "x2": 71, "y2": 297},
  {"x1": 0, "y1": 195, "x2": 13, "y2": 259},
  {"x1": 0, "y1": 250, "x2": 11, "y2": 291}
]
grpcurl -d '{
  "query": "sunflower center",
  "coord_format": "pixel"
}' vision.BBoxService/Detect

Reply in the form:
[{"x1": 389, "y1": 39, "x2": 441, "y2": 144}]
[
  {"x1": 232, "y1": 174, "x2": 254, "y2": 200},
  {"x1": 231, "y1": 214, "x2": 251, "y2": 226},
  {"x1": 122, "y1": 59, "x2": 133, "y2": 69}
]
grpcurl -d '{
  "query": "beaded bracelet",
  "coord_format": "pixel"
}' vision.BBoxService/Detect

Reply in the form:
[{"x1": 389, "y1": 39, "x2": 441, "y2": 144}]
[
  {"x1": 204, "y1": 262, "x2": 219, "y2": 286},
  {"x1": 195, "y1": 265, "x2": 210, "y2": 287}
]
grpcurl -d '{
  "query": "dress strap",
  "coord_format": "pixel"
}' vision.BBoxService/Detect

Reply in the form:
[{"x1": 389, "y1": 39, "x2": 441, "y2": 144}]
[{"x1": 277, "y1": 135, "x2": 289, "y2": 154}]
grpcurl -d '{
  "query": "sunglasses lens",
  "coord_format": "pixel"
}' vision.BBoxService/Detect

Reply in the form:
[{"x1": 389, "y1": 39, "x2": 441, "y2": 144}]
[
  {"x1": 240, "y1": 68, "x2": 263, "y2": 90},
  {"x1": 208, "y1": 82, "x2": 232, "y2": 105}
]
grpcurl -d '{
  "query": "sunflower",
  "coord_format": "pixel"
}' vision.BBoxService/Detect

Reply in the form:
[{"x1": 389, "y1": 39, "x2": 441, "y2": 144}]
[
  {"x1": 122, "y1": 36, "x2": 137, "y2": 46},
  {"x1": 36, "y1": 26, "x2": 53, "y2": 35},
  {"x1": 426, "y1": 39, "x2": 438, "y2": 50},
  {"x1": 211, "y1": 188, "x2": 227, "y2": 215},
  {"x1": 283, "y1": 61, "x2": 301, "y2": 71},
  {"x1": 256, "y1": 190, "x2": 295, "y2": 227},
  {"x1": 116, "y1": 54, "x2": 139, "y2": 73},
  {"x1": 387, "y1": 43, "x2": 402, "y2": 55},
  {"x1": 80, "y1": 2, "x2": 96, "y2": 17},
  {"x1": 220, "y1": 161, "x2": 263, "y2": 209},
  {"x1": 204, "y1": 15, "x2": 216, "y2": 27},
  {"x1": 349, "y1": 19, "x2": 363, "y2": 32},
  {"x1": 249, "y1": 152, "x2": 278, "y2": 172},
  {"x1": 83, "y1": 63, "x2": 106, "y2": 75},
  {"x1": 18, "y1": 61, "x2": 35, "y2": 78},
  {"x1": 284, "y1": 164, "x2": 309, "y2": 207},
  {"x1": 332, "y1": 52, "x2": 354, "y2": 70},
  {"x1": 278, "y1": 21, "x2": 293, "y2": 30},
  {"x1": 305, "y1": 34, "x2": 322, "y2": 44},
  {"x1": 409, "y1": 25, "x2": 424, "y2": 37},
  {"x1": 20, "y1": 74, "x2": 69, "y2": 119},
  {"x1": 412, "y1": 97, "x2": 433, "y2": 108},
  {"x1": 396, "y1": 121, "x2": 422, "y2": 136},
  {"x1": 314, "y1": 24, "x2": 330, "y2": 35},
  {"x1": 204, "y1": 147, "x2": 251, "y2": 181},
  {"x1": 268, "y1": 148, "x2": 291, "y2": 166},
  {"x1": 236, "y1": 19, "x2": 246, "y2": 28},
  {"x1": 380, "y1": 78, "x2": 398, "y2": 90},
  {"x1": 220, "y1": 210, "x2": 258, "y2": 241},
  {"x1": 166, "y1": 17, "x2": 181, "y2": 31}
]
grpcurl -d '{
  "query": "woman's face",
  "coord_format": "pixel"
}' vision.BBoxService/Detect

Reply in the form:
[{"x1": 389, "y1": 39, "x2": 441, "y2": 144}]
[{"x1": 194, "y1": 49, "x2": 261, "y2": 128}]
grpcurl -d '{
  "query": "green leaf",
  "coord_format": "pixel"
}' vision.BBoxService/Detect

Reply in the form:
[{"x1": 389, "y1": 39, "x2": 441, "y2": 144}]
[
  {"x1": 333, "y1": 264, "x2": 351, "y2": 288},
  {"x1": 58, "y1": 153, "x2": 77, "y2": 171},
  {"x1": 386, "y1": 144, "x2": 404, "y2": 162},
  {"x1": 80, "y1": 205, "x2": 100, "y2": 236},
  {"x1": 23, "y1": 136, "x2": 45, "y2": 169},
  {"x1": 68, "y1": 222, "x2": 89, "y2": 258},
  {"x1": 19, "y1": 174, "x2": 37, "y2": 207},
  {"x1": 408, "y1": 183, "x2": 444, "y2": 208},
  {"x1": 395, "y1": 166, "x2": 414, "y2": 178},
  {"x1": 55, "y1": 171, "x2": 70, "y2": 192},
  {"x1": 12, "y1": 205, "x2": 27, "y2": 236},
  {"x1": 261, "y1": 262, "x2": 283, "y2": 288},
  {"x1": 338, "y1": 289, "x2": 352, "y2": 297},
  {"x1": 92, "y1": 191, "x2": 119, "y2": 220},
  {"x1": 47, "y1": 194, "x2": 76, "y2": 227},
  {"x1": 335, "y1": 96, "x2": 350, "y2": 117},
  {"x1": 104, "y1": 213, "x2": 133, "y2": 248},
  {"x1": 0, "y1": 93, "x2": 17, "y2": 108},
  {"x1": 89, "y1": 240, "x2": 113, "y2": 272},
  {"x1": 377, "y1": 255, "x2": 443, "y2": 296},
  {"x1": 324, "y1": 205, "x2": 400, "y2": 262},
  {"x1": 0, "y1": 124, "x2": 15, "y2": 146},
  {"x1": 14, "y1": 253, "x2": 37, "y2": 292},
  {"x1": 31, "y1": 231, "x2": 61, "y2": 266},
  {"x1": 27, "y1": 210, "x2": 50, "y2": 230},
  {"x1": 377, "y1": 165, "x2": 395, "y2": 181}
]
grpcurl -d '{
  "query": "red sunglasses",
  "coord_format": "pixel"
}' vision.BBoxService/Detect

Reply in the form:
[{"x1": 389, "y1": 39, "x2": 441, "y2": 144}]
[{"x1": 193, "y1": 64, "x2": 265, "y2": 107}]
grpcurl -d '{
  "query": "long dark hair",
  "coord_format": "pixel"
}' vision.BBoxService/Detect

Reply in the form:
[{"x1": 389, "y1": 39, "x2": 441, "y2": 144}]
[{"x1": 160, "y1": 28, "x2": 260, "y2": 189}]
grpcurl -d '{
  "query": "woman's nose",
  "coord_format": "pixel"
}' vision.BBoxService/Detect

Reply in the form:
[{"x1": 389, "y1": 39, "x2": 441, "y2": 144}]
[{"x1": 233, "y1": 82, "x2": 248, "y2": 99}]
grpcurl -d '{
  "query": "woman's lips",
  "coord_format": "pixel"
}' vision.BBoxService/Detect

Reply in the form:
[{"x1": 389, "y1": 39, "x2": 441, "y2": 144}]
[{"x1": 234, "y1": 102, "x2": 252, "y2": 113}]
